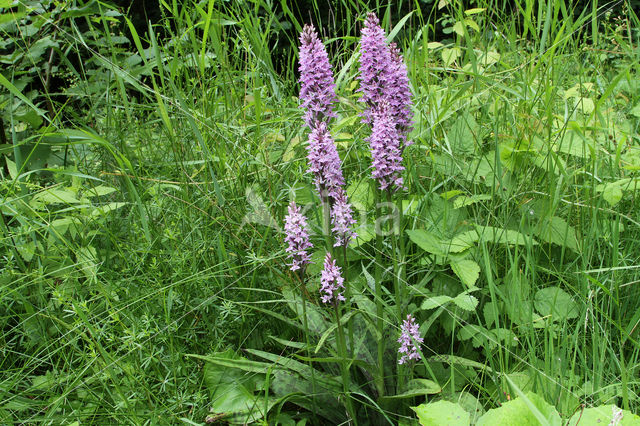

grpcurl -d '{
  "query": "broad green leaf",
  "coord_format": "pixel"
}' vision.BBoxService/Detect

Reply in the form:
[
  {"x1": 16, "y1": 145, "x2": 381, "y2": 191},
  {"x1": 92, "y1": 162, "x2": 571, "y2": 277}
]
[
  {"x1": 536, "y1": 216, "x2": 579, "y2": 252},
  {"x1": 448, "y1": 231, "x2": 478, "y2": 252},
  {"x1": 476, "y1": 392, "x2": 561, "y2": 426},
  {"x1": 31, "y1": 188, "x2": 81, "y2": 205},
  {"x1": 442, "y1": 47, "x2": 461, "y2": 67},
  {"x1": 90, "y1": 202, "x2": 127, "y2": 217},
  {"x1": 201, "y1": 350, "x2": 268, "y2": 424},
  {"x1": 412, "y1": 400, "x2": 470, "y2": 426},
  {"x1": 453, "y1": 194, "x2": 491, "y2": 209},
  {"x1": 84, "y1": 185, "x2": 117, "y2": 197},
  {"x1": 6, "y1": 157, "x2": 17, "y2": 180},
  {"x1": 465, "y1": 8, "x2": 486, "y2": 15},
  {"x1": 407, "y1": 229, "x2": 446, "y2": 256},
  {"x1": 464, "y1": 18, "x2": 480, "y2": 32},
  {"x1": 453, "y1": 293, "x2": 479, "y2": 311},
  {"x1": 475, "y1": 225, "x2": 536, "y2": 246},
  {"x1": 383, "y1": 379, "x2": 441, "y2": 400},
  {"x1": 534, "y1": 287, "x2": 579, "y2": 321},
  {"x1": 453, "y1": 21, "x2": 465, "y2": 36},
  {"x1": 350, "y1": 223, "x2": 375, "y2": 248},
  {"x1": 422, "y1": 295, "x2": 454, "y2": 310},
  {"x1": 449, "y1": 112, "x2": 477, "y2": 156},
  {"x1": 459, "y1": 324, "x2": 486, "y2": 348},
  {"x1": 450, "y1": 259, "x2": 480, "y2": 288},
  {"x1": 602, "y1": 183, "x2": 623, "y2": 206},
  {"x1": 566, "y1": 405, "x2": 640, "y2": 426},
  {"x1": 347, "y1": 178, "x2": 373, "y2": 212}
]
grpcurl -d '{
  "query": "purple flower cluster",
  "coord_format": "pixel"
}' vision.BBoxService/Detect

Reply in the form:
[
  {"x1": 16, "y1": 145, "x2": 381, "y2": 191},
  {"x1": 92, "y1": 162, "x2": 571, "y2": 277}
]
[
  {"x1": 397, "y1": 314, "x2": 423, "y2": 365},
  {"x1": 284, "y1": 202, "x2": 313, "y2": 272},
  {"x1": 367, "y1": 103, "x2": 405, "y2": 190},
  {"x1": 298, "y1": 25, "x2": 357, "y2": 248},
  {"x1": 331, "y1": 190, "x2": 357, "y2": 247},
  {"x1": 299, "y1": 24, "x2": 338, "y2": 128},
  {"x1": 320, "y1": 253, "x2": 346, "y2": 304},
  {"x1": 358, "y1": 13, "x2": 413, "y2": 192},
  {"x1": 306, "y1": 122, "x2": 345, "y2": 198}
]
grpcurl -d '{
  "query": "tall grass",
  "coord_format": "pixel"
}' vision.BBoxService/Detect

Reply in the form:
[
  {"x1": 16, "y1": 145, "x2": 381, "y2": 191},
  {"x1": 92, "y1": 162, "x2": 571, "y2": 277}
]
[{"x1": 1, "y1": 0, "x2": 639, "y2": 423}]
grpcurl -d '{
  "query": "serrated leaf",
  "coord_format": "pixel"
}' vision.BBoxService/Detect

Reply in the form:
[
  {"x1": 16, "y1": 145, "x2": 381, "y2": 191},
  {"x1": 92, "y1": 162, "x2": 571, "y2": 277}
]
[
  {"x1": 412, "y1": 400, "x2": 470, "y2": 426},
  {"x1": 453, "y1": 293, "x2": 479, "y2": 311},
  {"x1": 450, "y1": 259, "x2": 480, "y2": 288},
  {"x1": 534, "y1": 287, "x2": 579, "y2": 321}
]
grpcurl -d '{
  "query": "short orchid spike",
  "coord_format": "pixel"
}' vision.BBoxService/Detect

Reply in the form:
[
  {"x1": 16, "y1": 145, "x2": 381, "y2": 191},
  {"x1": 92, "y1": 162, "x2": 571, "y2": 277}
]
[{"x1": 284, "y1": 202, "x2": 313, "y2": 272}]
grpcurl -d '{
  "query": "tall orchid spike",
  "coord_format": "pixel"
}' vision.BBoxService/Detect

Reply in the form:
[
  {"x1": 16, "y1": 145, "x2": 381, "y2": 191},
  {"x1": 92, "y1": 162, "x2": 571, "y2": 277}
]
[
  {"x1": 299, "y1": 24, "x2": 338, "y2": 128},
  {"x1": 367, "y1": 102, "x2": 405, "y2": 191},
  {"x1": 358, "y1": 13, "x2": 413, "y2": 140}
]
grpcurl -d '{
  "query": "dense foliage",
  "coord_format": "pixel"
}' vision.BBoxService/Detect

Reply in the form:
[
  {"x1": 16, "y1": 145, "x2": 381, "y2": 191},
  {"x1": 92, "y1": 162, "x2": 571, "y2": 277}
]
[{"x1": 2, "y1": 0, "x2": 640, "y2": 424}]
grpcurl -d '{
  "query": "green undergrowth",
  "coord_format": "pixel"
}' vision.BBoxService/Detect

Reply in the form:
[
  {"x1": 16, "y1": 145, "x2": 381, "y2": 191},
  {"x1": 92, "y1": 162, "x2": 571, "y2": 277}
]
[{"x1": 1, "y1": 0, "x2": 639, "y2": 424}]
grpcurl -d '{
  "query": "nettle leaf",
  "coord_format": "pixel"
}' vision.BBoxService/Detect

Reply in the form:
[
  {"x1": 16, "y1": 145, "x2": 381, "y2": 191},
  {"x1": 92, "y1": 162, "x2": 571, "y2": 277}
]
[
  {"x1": 566, "y1": 405, "x2": 640, "y2": 426},
  {"x1": 450, "y1": 259, "x2": 480, "y2": 288},
  {"x1": 412, "y1": 400, "x2": 470, "y2": 426},
  {"x1": 453, "y1": 293, "x2": 479, "y2": 311},
  {"x1": 476, "y1": 392, "x2": 561, "y2": 426},
  {"x1": 534, "y1": 287, "x2": 579, "y2": 321}
]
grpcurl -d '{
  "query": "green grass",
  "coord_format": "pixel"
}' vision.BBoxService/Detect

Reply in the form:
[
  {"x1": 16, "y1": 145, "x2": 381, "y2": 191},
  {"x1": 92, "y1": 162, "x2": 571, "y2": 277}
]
[{"x1": 1, "y1": 0, "x2": 640, "y2": 423}]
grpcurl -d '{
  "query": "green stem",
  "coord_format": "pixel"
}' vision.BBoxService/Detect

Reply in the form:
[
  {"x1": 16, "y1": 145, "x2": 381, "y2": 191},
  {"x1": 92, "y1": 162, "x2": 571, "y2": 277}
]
[
  {"x1": 297, "y1": 270, "x2": 318, "y2": 423},
  {"x1": 334, "y1": 302, "x2": 357, "y2": 424},
  {"x1": 342, "y1": 244, "x2": 354, "y2": 357},
  {"x1": 374, "y1": 190, "x2": 385, "y2": 399},
  {"x1": 386, "y1": 190, "x2": 405, "y2": 394}
]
